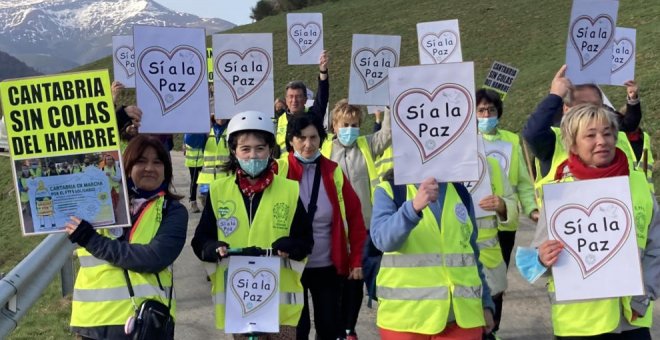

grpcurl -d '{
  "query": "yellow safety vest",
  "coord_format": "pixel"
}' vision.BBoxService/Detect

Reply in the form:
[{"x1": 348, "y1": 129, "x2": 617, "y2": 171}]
[
  {"x1": 276, "y1": 113, "x2": 290, "y2": 151},
  {"x1": 476, "y1": 157, "x2": 505, "y2": 269},
  {"x1": 546, "y1": 172, "x2": 654, "y2": 336},
  {"x1": 19, "y1": 177, "x2": 29, "y2": 203},
  {"x1": 375, "y1": 146, "x2": 393, "y2": 180},
  {"x1": 197, "y1": 129, "x2": 230, "y2": 185},
  {"x1": 355, "y1": 136, "x2": 379, "y2": 202},
  {"x1": 184, "y1": 144, "x2": 204, "y2": 168},
  {"x1": 103, "y1": 165, "x2": 121, "y2": 191},
  {"x1": 71, "y1": 195, "x2": 174, "y2": 327},
  {"x1": 376, "y1": 182, "x2": 485, "y2": 334},
  {"x1": 208, "y1": 175, "x2": 304, "y2": 329},
  {"x1": 619, "y1": 131, "x2": 655, "y2": 192}
]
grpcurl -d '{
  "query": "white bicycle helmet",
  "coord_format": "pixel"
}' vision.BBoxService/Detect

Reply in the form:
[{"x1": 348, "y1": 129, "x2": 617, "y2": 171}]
[{"x1": 226, "y1": 111, "x2": 274, "y2": 138}]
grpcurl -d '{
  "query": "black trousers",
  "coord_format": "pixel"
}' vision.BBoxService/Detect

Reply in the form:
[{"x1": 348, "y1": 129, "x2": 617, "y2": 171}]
[
  {"x1": 340, "y1": 278, "x2": 364, "y2": 335},
  {"x1": 188, "y1": 166, "x2": 202, "y2": 201},
  {"x1": 296, "y1": 266, "x2": 341, "y2": 340},
  {"x1": 498, "y1": 230, "x2": 516, "y2": 268},
  {"x1": 555, "y1": 327, "x2": 651, "y2": 340}
]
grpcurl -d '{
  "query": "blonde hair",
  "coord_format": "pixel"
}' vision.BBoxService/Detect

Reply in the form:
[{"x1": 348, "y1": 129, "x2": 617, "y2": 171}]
[
  {"x1": 331, "y1": 99, "x2": 364, "y2": 133},
  {"x1": 560, "y1": 103, "x2": 619, "y2": 152}
]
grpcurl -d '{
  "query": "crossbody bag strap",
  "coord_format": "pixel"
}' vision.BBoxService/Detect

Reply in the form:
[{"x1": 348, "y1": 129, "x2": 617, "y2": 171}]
[{"x1": 306, "y1": 163, "x2": 322, "y2": 217}]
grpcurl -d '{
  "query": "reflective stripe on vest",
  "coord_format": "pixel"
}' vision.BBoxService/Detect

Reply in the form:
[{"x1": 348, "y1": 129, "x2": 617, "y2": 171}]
[
  {"x1": 475, "y1": 157, "x2": 504, "y2": 269},
  {"x1": 74, "y1": 284, "x2": 172, "y2": 302},
  {"x1": 198, "y1": 129, "x2": 230, "y2": 185},
  {"x1": 184, "y1": 145, "x2": 204, "y2": 167},
  {"x1": 380, "y1": 253, "x2": 476, "y2": 268}
]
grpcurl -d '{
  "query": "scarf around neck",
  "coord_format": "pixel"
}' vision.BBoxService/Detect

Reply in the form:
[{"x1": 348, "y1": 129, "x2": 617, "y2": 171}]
[
  {"x1": 236, "y1": 160, "x2": 278, "y2": 196},
  {"x1": 555, "y1": 147, "x2": 629, "y2": 181}
]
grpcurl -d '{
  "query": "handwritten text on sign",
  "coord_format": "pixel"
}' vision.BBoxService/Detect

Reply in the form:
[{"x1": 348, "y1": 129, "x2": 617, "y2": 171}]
[
  {"x1": 353, "y1": 47, "x2": 398, "y2": 92},
  {"x1": 230, "y1": 268, "x2": 278, "y2": 316},
  {"x1": 216, "y1": 48, "x2": 271, "y2": 104},
  {"x1": 290, "y1": 23, "x2": 322, "y2": 56},
  {"x1": 116, "y1": 46, "x2": 135, "y2": 78},
  {"x1": 420, "y1": 31, "x2": 458, "y2": 64}
]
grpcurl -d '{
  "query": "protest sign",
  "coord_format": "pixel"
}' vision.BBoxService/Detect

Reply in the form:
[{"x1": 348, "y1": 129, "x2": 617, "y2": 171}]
[
  {"x1": 1, "y1": 70, "x2": 131, "y2": 235},
  {"x1": 134, "y1": 25, "x2": 210, "y2": 133},
  {"x1": 565, "y1": 0, "x2": 618, "y2": 85},
  {"x1": 207, "y1": 48, "x2": 214, "y2": 83},
  {"x1": 543, "y1": 176, "x2": 643, "y2": 301},
  {"x1": 389, "y1": 62, "x2": 478, "y2": 184},
  {"x1": 367, "y1": 106, "x2": 386, "y2": 115},
  {"x1": 610, "y1": 27, "x2": 635, "y2": 86},
  {"x1": 463, "y1": 137, "x2": 494, "y2": 218},
  {"x1": 213, "y1": 33, "x2": 274, "y2": 119},
  {"x1": 484, "y1": 139, "x2": 513, "y2": 176},
  {"x1": 112, "y1": 35, "x2": 135, "y2": 87},
  {"x1": 484, "y1": 61, "x2": 519, "y2": 100},
  {"x1": 287, "y1": 13, "x2": 323, "y2": 65},
  {"x1": 349, "y1": 34, "x2": 400, "y2": 105},
  {"x1": 225, "y1": 256, "x2": 281, "y2": 334},
  {"x1": 416, "y1": 20, "x2": 462, "y2": 65}
]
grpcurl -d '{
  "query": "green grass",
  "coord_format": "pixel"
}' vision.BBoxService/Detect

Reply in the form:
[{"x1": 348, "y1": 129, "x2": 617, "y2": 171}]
[{"x1": 5, "y1": 0, "x2": 660, "y2": 337}]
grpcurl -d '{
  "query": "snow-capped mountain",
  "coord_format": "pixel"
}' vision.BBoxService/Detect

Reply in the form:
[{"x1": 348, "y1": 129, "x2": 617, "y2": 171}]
[{"x1": 0, "y1": 0, "x2": 236, "y2": 73}]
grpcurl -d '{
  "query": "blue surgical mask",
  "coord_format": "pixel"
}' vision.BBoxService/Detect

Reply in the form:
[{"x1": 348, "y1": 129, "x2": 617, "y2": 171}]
[
  {"x1": 515, "y1": 246, "x2": 547, "y2": 284},
  {"x1": 337, "y1": 127, "x2": 360, "y2": 146},
  {"x1": 294, "y1": 150, "x2": 321, "y2": 164},
  {"x1": 237, "y1": 158, "x2": 269, "y2": 177},
  {"x1": 477, "y1": 117, "x2": 498, "y2": 134}
]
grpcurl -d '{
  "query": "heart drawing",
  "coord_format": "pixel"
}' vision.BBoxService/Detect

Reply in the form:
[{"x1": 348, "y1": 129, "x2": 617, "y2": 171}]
[
  {"x1": 216, "y1": 200, "x2": 238, "y2": 236},
  {"x1": 549, "y1": 198, "x2": 632, "y2": 279},
  {"x1": 115, "y1": 45, "x2": 135, "y2": 78},
  {"x1": 393, "y1": 84, "x2": 473, "y2": 163},
  {"x1": 420, "y1": 30, "x2": 459, "y2": 64},
  {"x1": 215, "y1": 48, "x2": 271, "y2": 104},
  {"x1": 611, "y1": 38, "x2": 634, "y2": 73},
  {"x1": 352, "y1": 47, "x2": 398, "y2": 92},
  {"x1": 464, "y1": 153, "x2": 487, "y2": 194},
  {"x1": 137, "y1": 45, "x2": 205, "y2": 115},
  {"x1": 289, "y1": 22, "x2": 322, "y2": 56},
  {"x1": 229, "y1": 268, "x2": 278, "y2": 316},
  {"x1": 486, "y1": 150, "x2": 510, "y2": 174},
  {"x1": 569, "y1": 15, "x2": 614, "y2": 70}
]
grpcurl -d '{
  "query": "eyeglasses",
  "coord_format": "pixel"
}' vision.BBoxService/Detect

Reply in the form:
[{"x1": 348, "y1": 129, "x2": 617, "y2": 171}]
[{"x1": 477, "y1": 107, "x2": 498, "y2": 115}]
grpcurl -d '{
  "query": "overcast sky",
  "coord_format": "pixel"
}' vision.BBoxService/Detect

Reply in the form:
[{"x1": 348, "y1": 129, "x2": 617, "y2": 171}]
[{"x1": 157, "y1": 0, "x2": 259, "y2": 26}]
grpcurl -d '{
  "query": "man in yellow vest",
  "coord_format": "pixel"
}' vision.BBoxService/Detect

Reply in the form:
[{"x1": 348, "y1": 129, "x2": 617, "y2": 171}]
[
  {"x1": 197, "y1": 116, "x2": 230, "y2": 206},
  {"x1": 276, "y1": 50, "x2": 330, "y2": 152},
  {"x1": 183, "y1": 133, "x2": 206, "y2": 213}
]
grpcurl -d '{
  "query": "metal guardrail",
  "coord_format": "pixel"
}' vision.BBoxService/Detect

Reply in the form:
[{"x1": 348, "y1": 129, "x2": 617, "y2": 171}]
[{"x1": 0, "y1": 233, "x2": 75, "y2": 338}]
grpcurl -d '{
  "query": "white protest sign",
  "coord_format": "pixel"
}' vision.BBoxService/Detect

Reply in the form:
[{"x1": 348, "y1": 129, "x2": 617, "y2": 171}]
[
  {"x1": 484, "y1": 139, "x2": 513, "y2": 176},
  {"x1": 389, "y1": 62, "x2": 478, "y2": 184},
  {"x1": 287, "y1": 13, "x2": 323, "y2": 65},
  {"x1": 543, "y1": 176, "x2": 643, "y2": 301},
  {"x1": 416, "y1": 20, "x2": 462, "y2": 65},
  {"x1": 349, "y1": 34, "x2": 400, "y2": 105},
  {"x1": 213, "y1": 33, "x2": 274, "y2": 119},
  {"x1": 367, "y1": 106, "x2": 386, "y2": 115},
  {"x1": 463, "y1": 137, "x2": 494, "y2": 218},
  {"x1": 134, "y1": 25, "x2": 210, "y2": 133},
  {"x1": 484, "y1": 61, "x2": 519, "y2": 100},
  {"x1": 610, "y1": 27, "x2": 636, "y2": 86},
  {"x1": 225, "y1": 256, "x2": 280, "y2": 334},
  {"x1": 112, "y1": 35, "x2": 135, "y2": 87},
  {"x1": 565, "y1": 0, "x2": 618, "y2": 85},
  {"x1": 305, "y1": 88, "x2": 315, "y2": 109}
]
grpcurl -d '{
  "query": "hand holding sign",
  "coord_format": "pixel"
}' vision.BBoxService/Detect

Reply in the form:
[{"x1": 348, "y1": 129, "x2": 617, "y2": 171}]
[
  {"x1": 538, "y1": 239, "x2": 565, "y2": 267},
  {"x1": 550, "y1": 65, "x2": 572, "y2": 98},
  {"x1": 624, "y1": 80, "x2": 638, "y2": 99},
  {"x1": 412, "y1": 177, "x2": 439, "y2": 213}
]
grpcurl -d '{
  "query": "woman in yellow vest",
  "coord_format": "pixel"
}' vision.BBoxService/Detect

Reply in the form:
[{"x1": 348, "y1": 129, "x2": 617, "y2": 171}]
[
  {"x1": 64, "y1": 135, "x2": 189, "y2": 340},
  {"x1": 529, "y1": 104, "x2": 660, "y2": 339},
  {"x1": 191, "y1": 110, "x2": 313, "y2": 338}
]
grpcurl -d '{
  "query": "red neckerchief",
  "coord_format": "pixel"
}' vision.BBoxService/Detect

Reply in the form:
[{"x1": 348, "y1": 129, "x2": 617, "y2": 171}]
[
  {"x1": 236, "y1": 160, "x2": 278, "y2": 196},
  {"x1": 555, "y1": 148, "x2": 629, "y2": 180},
  {"x1": 626, "y1": 129, "x2": 642, "y2": 142}
]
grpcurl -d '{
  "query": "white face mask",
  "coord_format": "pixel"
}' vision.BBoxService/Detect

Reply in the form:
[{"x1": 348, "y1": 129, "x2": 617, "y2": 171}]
[{"x1": 294, "y1": 149, "x2": 321, "y2": 164}]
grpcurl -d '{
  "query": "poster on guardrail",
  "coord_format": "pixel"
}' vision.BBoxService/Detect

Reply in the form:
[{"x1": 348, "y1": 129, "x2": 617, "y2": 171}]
[
  {"x1": 0, "y1": 70, "x2": 131, "y2": 235},
  {"x1": 543, "y1": 176, "x2": 643, "y2": 301},
  {"x1": 225, "y1": 256, "x2": 281, "y2": 334}
]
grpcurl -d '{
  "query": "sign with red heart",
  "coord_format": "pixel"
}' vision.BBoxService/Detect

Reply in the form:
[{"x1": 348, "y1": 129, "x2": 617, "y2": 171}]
[
  {"x1": 348, "y1": 34, "x2": 400, "y2": 105},
  {"x1": 417, "y1": 20, "x2": 463, "y2": 65},
  {"x1": 610, "y1": 27, "x2": 636, "y2": 86},
  {"x1": 112, "y1": 35, "x2": 135, "y2": 87},
  {"x1": 287, "y1": 13, "x2": 324, "y2": 65},
  {"x1": 462, "y1": 137, "x2": 494, "y2": 218}
]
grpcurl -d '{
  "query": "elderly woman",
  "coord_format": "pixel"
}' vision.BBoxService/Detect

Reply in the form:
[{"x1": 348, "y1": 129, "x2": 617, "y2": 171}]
[
  {"x1": 278, "y1": 114, "x2": 366, "y2": 340},
  {"x1": 65, "y1": 135, "x2": 188, "y2": 340},
  {"x1": 529, "y1": 104, "x2": 660, "y2": 339},
  {"x1": 192, "y1": 111, "x2": 313, "y2": 338}
]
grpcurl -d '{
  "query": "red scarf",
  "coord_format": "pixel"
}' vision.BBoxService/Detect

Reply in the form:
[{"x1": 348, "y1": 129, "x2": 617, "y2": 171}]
[
  {"x1": 236, "y1": 160, "x2": 278, "y2": 196},
  {"x1": 555, "y1": 148, "x2": 629, "y2": 180}
]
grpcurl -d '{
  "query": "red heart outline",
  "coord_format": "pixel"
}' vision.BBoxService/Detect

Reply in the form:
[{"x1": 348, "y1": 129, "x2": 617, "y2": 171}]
[
  {"x1": 352, "y1": 47, "x2": 398, "y2": 93},
  {"x1": 465, "y1": 154, "x2": 487, "y2": 194},
  {"x1": 569, "y1": 15, "x2": 615, "y2": 70},
  {"x1": 611, "y1": 38, "x2": 635, "y2": 73},
  {"x1": 137, "y1": 45, "x2": 205, "y2": 115},
  {"x1": 392, "y1": 84, "x2": 473, "y2": 164},
  {"x1": 549, "y1": 198, "x2": 632, "y2": 279},
  {"x1": 229, "y1": 268, "x2": 279, "y2": 316},
  {"x1": 420, "y1": 30, "x2": 458, "y2": 64},
  {"x1": 114, "y1": 45, "x2": 135, "y2": 78},
  {"x1": 289, "y1": 22, "x2": 322, "y2": 56},
  {"x1": 215, "y1": 48, "x2": 272, "y2": 104},
  {"x1": 486, "y1": 150, "x2": 510, "y2": 174}
]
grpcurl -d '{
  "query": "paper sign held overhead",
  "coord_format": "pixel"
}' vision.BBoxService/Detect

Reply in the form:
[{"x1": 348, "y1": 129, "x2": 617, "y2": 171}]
[
  {"x1": 484, "y1": 61, "x2": 519, "y2": 100},
  {"x1": 112, "y1": 35, "x2": 135, "y2": 87},
  {"x1": 287, "y1": 13, "x2": 324, "y2": 65},
  {"x1": 416, "y1": 20, "x2": 463, "y2": 65},
  {"x1": 610, "y1": 27, "x2": 635, "y2": 86},
  {"x1": 349, "y1": 34, "x2": 400, "y2": 105}
]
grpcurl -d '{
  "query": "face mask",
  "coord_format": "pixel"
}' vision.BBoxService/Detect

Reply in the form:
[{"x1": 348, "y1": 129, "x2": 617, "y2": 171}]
[
  {"x1": 31, "y1": 165, "x2": 37, "y2": 170},
  {"x1": 477, "y1": 117, "x2": 498, "y2": 134},
  {"x1": 515, "y1": 246, "x2": 547, "y2": 284},
  {"x1": 337, "y1": 127, "x2": 360, "y2": 146},
  {"x1": 237, "y1": 158, "x2": 269, "y2": 177},
  {"x1": 294, "y1": 149, "x2": 321, "y2": 164}
]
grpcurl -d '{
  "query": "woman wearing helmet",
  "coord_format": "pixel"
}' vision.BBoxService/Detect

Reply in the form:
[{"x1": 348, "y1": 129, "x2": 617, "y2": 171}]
[{"x1": 192, "y1": 110, "x2": 313, "y2": 338}]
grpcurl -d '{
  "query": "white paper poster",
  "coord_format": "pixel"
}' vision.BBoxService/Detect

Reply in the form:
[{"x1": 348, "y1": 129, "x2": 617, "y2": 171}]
[
  {"x1": 349, "y1": 34, "x2": 400, "y2": 105},
  {"x1": 416, "y1": 20, "x2": 463, "y2": 65},
  {"x1": 543, "y1": 176, "x2": 643, "y2": 301},
  {"x1": 112, "y1": 35, "x2": 135, "y2": 87},
  {"x1": 225, "y1": 256, "x2": 281, "y2": 334},
  {"x1": 484, "y1": 61, "x2": 519, "y2": 100},
  {"x1": 213, "y1": 33, "x2": 274, "y2": 119},
  {"x1": 287, "y1": 13, "x2": 324, "y2": 65},
  {"x1": 463, "y1": 137, "x2": 494, "y2": 218},
  {"x1": 134, "y1": 25, "x2": 210, "y2": 133},
  {"x1": 565, "y1": 0, "x2": 619, "y2": 85},
  {"x1": 389, "y1": 62, "x2": 478, "y2": 185},
  {"x1": 610, "y1": 27, "x2": 636, "y2": 86},
  {"x1": 484, "y1": 139, "x2": 513, "y2": 176}
]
